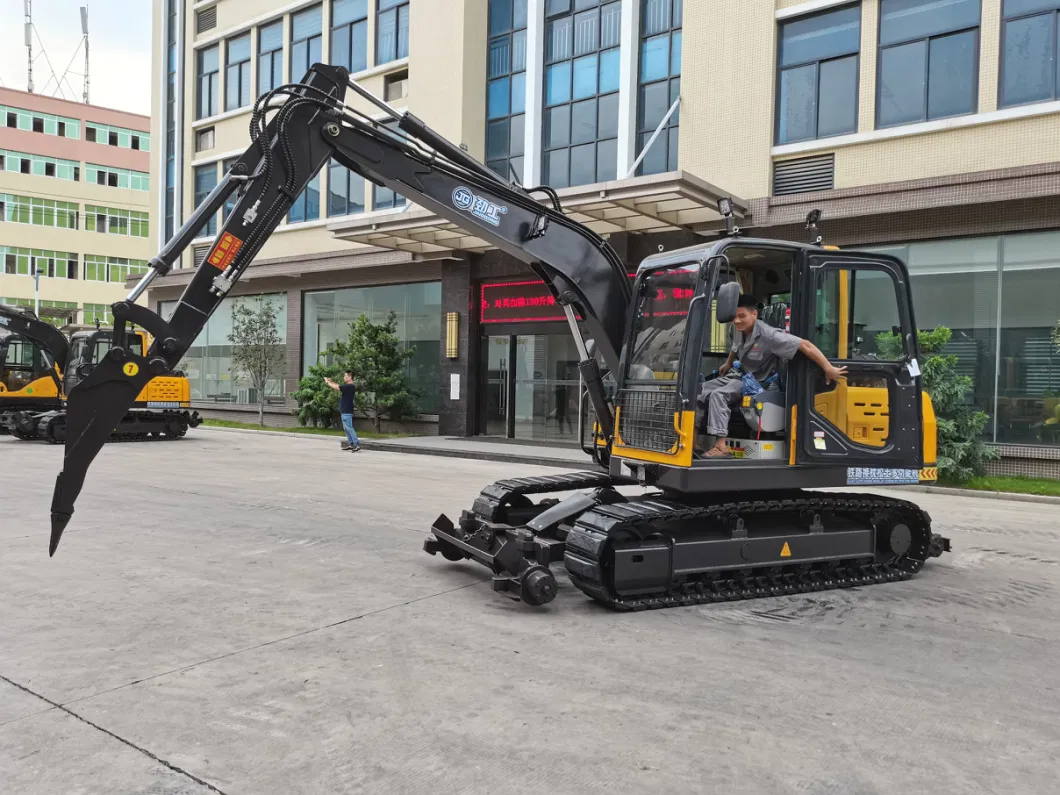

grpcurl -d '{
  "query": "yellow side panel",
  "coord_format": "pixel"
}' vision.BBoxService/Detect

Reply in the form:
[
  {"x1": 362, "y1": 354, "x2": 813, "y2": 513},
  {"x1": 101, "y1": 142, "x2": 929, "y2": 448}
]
[
  {"x1": 136, "y1": 376, "x2": 191, "y2": 405},
  {"x1": 921, "y1": 390, "x2": 938, "y2": 465},
  {"x1": 789, "y1": 405, "x2": 797, "y2": 465},
  {"x1": 0, "y1": 373, "x2": 60, "y2": 399},
  {"x1": 813, "y1": 381, "x2": 889, "y2": 448},
  {"x1": 614, "y1": 409, "x2": 694, "y2": 468}
]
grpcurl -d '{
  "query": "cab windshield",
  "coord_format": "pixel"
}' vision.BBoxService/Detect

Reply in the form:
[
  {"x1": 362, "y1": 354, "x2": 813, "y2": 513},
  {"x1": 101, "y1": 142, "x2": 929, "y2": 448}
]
[{"x1": 626, "y1": 264, "x2": 699, "y2": 382}]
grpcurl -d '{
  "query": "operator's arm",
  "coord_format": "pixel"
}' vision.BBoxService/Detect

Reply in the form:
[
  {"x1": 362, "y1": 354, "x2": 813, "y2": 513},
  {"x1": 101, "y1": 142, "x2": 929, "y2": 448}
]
[
  {"x1": 798, "y1": 338, "x2": 848, "y2": 384},
  {"x1": 322, "y1": 377, "x2": 340, "y2": 391},
  {"x1": 718, "y1": 349, "x2": 736, "y2": 377}
]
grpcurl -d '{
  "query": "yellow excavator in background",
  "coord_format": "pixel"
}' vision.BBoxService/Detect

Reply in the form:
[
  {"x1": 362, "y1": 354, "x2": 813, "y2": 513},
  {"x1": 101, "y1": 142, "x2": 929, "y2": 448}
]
[{"x1": 0, "y1": 305, "x2": 200, "y2": 443}]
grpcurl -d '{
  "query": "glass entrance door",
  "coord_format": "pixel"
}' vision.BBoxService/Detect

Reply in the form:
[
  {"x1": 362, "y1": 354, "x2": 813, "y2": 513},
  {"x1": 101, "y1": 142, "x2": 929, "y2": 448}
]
[
  {"x1": 479, "y1": 333, "x2": 583, "y2": 444},
  {"x1": 480, "y1": 336, "x2": 511, "y2": 437}
]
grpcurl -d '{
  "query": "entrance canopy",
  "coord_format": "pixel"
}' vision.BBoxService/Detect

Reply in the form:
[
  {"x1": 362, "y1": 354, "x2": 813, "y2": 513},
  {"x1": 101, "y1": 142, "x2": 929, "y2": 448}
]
[{"x1": 327, "y1": 171, "x2": 747, "y2": 255}]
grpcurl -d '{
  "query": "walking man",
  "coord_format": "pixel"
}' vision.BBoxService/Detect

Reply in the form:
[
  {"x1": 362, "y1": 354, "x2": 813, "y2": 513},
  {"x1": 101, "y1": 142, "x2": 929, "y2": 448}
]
[{"x1": 324, "y1": 371, "x2": 361, "y2": 452}]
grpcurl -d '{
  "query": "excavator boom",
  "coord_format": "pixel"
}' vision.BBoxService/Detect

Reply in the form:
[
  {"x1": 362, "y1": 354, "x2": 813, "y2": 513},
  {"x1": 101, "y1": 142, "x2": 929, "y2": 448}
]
[{"x1": 48, "y1": 63, "x2": 631, "y2": 554}]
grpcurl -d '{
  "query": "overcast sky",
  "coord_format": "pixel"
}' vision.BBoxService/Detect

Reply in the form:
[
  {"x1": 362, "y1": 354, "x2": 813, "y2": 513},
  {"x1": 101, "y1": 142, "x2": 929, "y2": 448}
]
[{"x1": 0, "y1": 0, "x2": 152, "y2": 115}]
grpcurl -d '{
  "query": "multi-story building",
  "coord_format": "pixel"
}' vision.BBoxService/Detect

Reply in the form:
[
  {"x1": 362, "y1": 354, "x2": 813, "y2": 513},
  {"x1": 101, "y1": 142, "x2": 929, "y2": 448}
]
[
  {"x1": 0, "y1": 88, "x2": 152, "y2": 327},
  {"x1": 149, "y1": 0, "x2": 1060, "y2": 475}
]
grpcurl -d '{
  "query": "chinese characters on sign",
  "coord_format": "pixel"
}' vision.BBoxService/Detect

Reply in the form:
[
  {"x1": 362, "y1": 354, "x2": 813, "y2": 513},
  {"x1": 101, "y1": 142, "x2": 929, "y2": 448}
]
[
  {"x1": 479, "y1": 277, "x2": 696, "y2": 324},
  {"x1": 845, "y1": 467, "x2": 920, "y2": 485}
]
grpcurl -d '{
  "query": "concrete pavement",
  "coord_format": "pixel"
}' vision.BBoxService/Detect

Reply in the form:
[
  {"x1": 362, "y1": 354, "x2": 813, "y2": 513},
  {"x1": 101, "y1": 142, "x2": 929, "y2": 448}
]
[{"x1": 1, "y1": 431, "x2": 1058, "y2": 794}]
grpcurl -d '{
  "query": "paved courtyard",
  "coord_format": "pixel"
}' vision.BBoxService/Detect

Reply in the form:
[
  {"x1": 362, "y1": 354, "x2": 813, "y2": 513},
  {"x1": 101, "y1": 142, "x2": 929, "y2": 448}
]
[{"x1": 1, "y1": 429, "x2": 1058, "y2": 794}]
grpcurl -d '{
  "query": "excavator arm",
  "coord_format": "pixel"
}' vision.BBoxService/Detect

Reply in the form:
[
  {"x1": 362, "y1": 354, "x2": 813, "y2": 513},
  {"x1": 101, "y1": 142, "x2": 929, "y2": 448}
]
[{"x1": 47, "y1": 62, "x2": 632, "y2": 554}]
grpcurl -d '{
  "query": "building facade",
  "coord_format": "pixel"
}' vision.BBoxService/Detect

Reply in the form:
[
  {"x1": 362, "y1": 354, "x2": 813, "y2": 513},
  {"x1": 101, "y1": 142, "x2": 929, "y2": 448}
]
[
  {"x1": 149, "y1": 0, "x2": 1060, "y2": 475},
  {"x1": 0, "y1": 88, "x2": 152, "y2": 326}
]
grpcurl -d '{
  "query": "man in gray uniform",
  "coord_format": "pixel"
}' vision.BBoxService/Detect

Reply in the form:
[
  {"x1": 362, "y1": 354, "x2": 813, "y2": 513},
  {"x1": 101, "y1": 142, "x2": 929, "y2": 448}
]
[{"x1": 697, "y1": 294, "x2": 846, "y2": 458}]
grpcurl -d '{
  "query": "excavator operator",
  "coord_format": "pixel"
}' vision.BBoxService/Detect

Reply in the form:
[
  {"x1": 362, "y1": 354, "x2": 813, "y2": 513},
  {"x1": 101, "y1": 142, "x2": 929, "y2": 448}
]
[{"x1": 696, "y1": 294, "x2": 847, "y2": 458}]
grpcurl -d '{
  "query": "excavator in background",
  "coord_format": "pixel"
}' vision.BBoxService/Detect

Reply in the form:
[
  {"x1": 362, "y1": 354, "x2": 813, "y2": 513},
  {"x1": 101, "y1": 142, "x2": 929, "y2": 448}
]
[
  {"x1": 0, "y1": 304, "x2": 66, "y2": 432},
  {"x1": 0, "y1": 304, "x2": 200, "y2": 443},
  {"x1": 43, "y1": 63, "x2": 950, "y2": 613}
]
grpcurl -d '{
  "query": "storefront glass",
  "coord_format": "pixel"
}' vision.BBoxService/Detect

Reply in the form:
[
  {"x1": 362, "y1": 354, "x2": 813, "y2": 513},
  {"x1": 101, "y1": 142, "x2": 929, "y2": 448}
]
[
  {"x1": 866, "y1": 229, "x2": 1060, "y2": 446},
  {"x1": 479, "y1": 332, "x2": 583, "y2": 444},
  {"x1": 158, "y1": 293, "x2": 287, "y2": 403},
  {"x1": 302, "y1": 282, "x2": 441, "y2": 414}
]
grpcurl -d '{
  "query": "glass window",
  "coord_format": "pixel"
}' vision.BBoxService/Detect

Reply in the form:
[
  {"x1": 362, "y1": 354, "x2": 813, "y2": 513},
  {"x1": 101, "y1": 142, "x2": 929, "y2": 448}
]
[
  {"x1": 1000, "y1": 0, "x2": 1060, "y2": 108},
  {"x1": 486, "y1": 0, "x2": 529, "y2": 182},
  {"x1": 876, "y1": 0, "x2": 980, "y2": 127},
  {"x1": 543, "y1": 0, "x2": 622, "y2": 187},
  {"x1": 160, "y1": 294, "x2": 288, "y2": 404},
  {"x1": 287, "y1": 173, "x2": 321, "y2": 223},
  {"x1": 636, "y1": 0, "x2": 682, "y2": 175},
  {"x1": 863, "y1": 237, "x2": 1000, "y2": 442},
  {"x1": 291, "y1": 4, "x2": 323, "y2": 81},
  {"x1": 327, "y1": 158, "x2": 365, "y2": 216},
  {"x1": 194, "y1": 164, "x2": 218, "y2": 237},
  {"x1": 627, "y1": 264, "x2": 698, "y2": 380},
  {"x1": 302, "y1": 282, "x2": 441, "y2": 413},
  {"x1": 331, "y1": 0, "x2": 369, "y2": 73},
  {"x1": 377, "y1": 0, "x2": 411, "y2": 65},
  {"x1": 258, "y1": 20, "x2": 284, "y2": 94},
  {"x1": 998, "y1": 231, "x2": 1060, "y2": 444},
  {"x1": 776, "y1": 5, "x2": 860, "y2": 145},
  {"x1": 373, "y1": 184, "x2": 406, "y2": 210},
  {"x1": 221, "y1": 158, "x2": 241, "y2": 222},
  {"x1": 226, "y1": 33, "x2": 252, "y2": 111},
  {"x1": 197, "y1": 45, "x2": 220, "y2": 120}
]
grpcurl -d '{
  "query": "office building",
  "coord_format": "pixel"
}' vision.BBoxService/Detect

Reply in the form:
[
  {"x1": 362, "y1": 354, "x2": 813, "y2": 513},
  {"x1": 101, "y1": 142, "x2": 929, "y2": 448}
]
[{"x1": 0, "y1": 88, "x2": 152, "y2": 326}]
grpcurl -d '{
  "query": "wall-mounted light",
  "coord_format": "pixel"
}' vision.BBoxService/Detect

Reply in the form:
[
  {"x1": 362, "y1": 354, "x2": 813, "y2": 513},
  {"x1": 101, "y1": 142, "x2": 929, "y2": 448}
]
[{"x1": 446, "y1": 311, "x2": 459, "y2": 358}]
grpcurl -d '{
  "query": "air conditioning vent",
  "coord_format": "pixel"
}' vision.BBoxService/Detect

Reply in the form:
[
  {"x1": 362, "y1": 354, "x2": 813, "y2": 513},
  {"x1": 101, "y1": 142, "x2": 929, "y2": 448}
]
[
  {"x1": 193, "y1": 244, "x2": 211, "y2": 267},
  {"x1": 196, "y1": 6, "x2": 217, "y2": 34},
  {"x1": 773, "y1": 153, "x2": 835, "y2": 196}
]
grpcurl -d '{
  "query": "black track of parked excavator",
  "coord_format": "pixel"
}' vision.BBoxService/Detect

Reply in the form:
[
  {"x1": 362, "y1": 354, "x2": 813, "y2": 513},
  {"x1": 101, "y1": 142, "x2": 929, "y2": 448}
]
[
  {"x1": 36, "y1": 412, "x2": 190, "y2": 445},
  {"x1": 472, "y1": 470, "x2": 612, "y2": 521},
  {"x1": 563, "y1": 492, "x2": 934, "y2": 611}
]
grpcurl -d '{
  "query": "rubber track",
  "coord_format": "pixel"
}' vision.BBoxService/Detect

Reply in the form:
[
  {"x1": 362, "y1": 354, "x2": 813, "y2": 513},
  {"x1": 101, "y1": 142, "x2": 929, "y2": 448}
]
[
  {"x1": 472, "y1": 471, "x2": 611, "y2": 521},
  {"x1": 564, "y1": 493, "x2": 935, "y2": 611}
]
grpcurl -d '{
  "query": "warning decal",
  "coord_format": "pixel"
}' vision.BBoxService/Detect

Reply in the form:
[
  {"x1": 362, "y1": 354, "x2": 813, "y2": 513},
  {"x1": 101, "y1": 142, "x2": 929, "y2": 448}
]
[
  {"x1": 206, "y1": 232, "x2": 244, "y2": 271},
  {"x1": 780, "y1": 542, "x2": 792, "y2": 558},
  {"x1": 919, "y1": 467, "x2": 938, "y2": 481}
]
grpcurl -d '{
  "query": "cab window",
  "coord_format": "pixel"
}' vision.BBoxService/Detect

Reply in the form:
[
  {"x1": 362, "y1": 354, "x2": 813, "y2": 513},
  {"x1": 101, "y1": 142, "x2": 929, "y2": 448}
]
[{"x1": 812, "y1": 267, "x2": 903, "y2": 361}]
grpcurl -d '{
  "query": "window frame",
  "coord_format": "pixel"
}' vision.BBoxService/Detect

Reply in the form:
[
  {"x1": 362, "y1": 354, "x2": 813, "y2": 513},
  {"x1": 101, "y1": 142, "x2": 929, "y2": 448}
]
[
  {"x1": 258, "y1": 19, "x2": 285, "y2": 94},
  {"x1": 636, "y1": 0, "x2": 684, "y2": 176},
  {"x1": 874, "y1": 0, "x2": 982, "y2": 129},
  {"x1": 541, "y1": 0, "x2": 624, "y2": 189},
  {"x1": 197, "y1": 44, "x2": 221, "y2": 120},
  {"x1": 997, "y1": 0, "x2": 1060, "y2": 109},
  {"x1": 225, "y1": 32, "x2": 253, "y2": 111},
  {"x1": 290, "y1": 4, "x2": 324, "y2": 82},
  {"x1": 774, "y1": 3, "x2": 862, "y2": 146},
  {"x1": 331, "y1": 0, "x2": 370, "y2": 74},
  {"x1": 376, "y1": 0, "x2": 411, "y2": 66}
]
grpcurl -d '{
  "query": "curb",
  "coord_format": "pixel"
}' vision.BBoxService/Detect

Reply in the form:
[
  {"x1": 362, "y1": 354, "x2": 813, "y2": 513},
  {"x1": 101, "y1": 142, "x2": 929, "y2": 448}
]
[
  {"x1": 898, "y1": 484, "x2": 1060, "y2": 506},
  {"x1": 198, "y1": 425, "x2": 585, "y2": 469}
]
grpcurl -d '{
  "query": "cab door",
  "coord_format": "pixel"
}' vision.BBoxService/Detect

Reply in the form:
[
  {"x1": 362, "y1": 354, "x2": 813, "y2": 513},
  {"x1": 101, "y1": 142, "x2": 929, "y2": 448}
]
[{"x1": 790, "y1": 251, "x2": 923, "y2": 481}]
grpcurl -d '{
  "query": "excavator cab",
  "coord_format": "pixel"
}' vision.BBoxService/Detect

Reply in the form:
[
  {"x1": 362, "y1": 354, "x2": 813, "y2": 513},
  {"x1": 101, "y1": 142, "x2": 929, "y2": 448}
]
[
  {"x1": 62, "y1": 327, "x2": 147, "y2": 394},
  {"x1": 0, "y1": 306, "x2": 64, "y2": 433},
  {"x1": 607, "y1": 238, "x2": 937, "y2": 494}
]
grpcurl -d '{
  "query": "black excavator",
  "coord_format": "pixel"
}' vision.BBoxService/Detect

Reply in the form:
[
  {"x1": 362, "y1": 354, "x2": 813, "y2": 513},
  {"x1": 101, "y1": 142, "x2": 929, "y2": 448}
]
[
  {"x1": 0, "y1": 304, "x2": 200, "y2": 443},
  {"x1": 45, "y1": 63, "x2": 949, "y2": 612}
]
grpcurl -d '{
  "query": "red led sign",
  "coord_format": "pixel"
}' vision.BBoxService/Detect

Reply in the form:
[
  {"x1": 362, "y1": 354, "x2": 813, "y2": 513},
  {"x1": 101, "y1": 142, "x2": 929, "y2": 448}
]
[
  {"x1": 480, "y1": 280, "x2": 571, "y2": 324},
  {"x1": 480, "y1": 275, "x2": 696, "y2": 324}
]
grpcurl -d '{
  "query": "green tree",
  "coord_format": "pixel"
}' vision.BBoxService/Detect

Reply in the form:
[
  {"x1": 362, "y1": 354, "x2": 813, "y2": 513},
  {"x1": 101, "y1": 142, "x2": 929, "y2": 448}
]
[
  {"x1": 228, "y1": 298, "x2": 285, "y2": 427},
  {"x1": 291, "y1": 361, "x2": 343, "y2": 428},
  {"x1": 877, "y1": 325, "x2": 999, "y2": 483},
  {"x1": 329, "y1": 310, "x2": 418, "y2": 432},
  {"x1": 1052, "y1": 319, "x2": 1060, "y2": 353}
]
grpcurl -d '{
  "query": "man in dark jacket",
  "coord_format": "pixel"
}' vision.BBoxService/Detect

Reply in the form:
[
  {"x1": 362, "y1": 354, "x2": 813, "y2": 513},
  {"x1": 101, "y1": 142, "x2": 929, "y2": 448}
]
[{"x1": 325, "y1": 371, "x2": 361, "y2": 452}]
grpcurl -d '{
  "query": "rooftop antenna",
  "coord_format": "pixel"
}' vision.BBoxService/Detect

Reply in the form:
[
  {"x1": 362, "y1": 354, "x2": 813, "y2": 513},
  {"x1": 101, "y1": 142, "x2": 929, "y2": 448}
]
[
  {"x1": 81, "y1": 6, "x2": 90, "y2": 104},
  {"x1": 25, "y1": 0, "x2": 34, "y2": 93}
]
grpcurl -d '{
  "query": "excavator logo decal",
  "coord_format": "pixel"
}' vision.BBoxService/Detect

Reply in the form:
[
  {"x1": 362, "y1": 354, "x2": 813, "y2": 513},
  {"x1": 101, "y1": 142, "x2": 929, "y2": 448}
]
[{"x1": 453, "y1": 186, "x2": 508, "y2": 227}]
